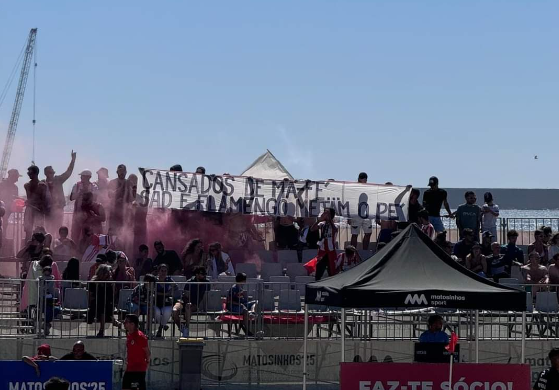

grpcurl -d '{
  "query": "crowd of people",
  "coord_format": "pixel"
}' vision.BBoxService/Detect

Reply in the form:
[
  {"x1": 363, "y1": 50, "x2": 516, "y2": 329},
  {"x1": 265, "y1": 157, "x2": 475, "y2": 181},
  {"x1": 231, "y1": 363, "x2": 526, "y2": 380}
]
[{"x1": 4, "y1": 159, "x2": 559, "y2": 340}]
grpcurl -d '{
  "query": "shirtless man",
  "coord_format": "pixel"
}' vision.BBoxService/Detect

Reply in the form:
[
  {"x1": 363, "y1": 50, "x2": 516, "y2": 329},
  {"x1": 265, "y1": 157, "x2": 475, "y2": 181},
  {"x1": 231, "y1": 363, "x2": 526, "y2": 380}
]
[
  {"x1": 70, "y1": 170, "x2": 98, "y2": 242},
  {"x1": 44, "y1": 150, "x2": 76, "y2": 234},
  {"x1": 522, "y1": 251, "x2": 549, "y2": 285},
  {"x1": 24, "y1": 166, "x2": 50, "y2": 241},
  {"x1": 0, "y1": 169, "x2": 21, "y2": 223},
  {"x1": 95, "y1": 168, "x2": 110, "y2": 209},
  {"x1": 77, "y1": 192, "x2": 106, "y2": 239},
  {"x1": 108, "y1": 164, "x2": 133, "y2": 235}
]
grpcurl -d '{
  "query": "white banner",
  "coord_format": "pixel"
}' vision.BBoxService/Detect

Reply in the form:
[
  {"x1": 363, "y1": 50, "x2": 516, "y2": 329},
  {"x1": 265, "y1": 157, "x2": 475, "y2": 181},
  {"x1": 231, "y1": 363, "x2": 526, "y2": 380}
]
[{"x1": 138, "y1": 169, "x2": 411, "y2": 221}]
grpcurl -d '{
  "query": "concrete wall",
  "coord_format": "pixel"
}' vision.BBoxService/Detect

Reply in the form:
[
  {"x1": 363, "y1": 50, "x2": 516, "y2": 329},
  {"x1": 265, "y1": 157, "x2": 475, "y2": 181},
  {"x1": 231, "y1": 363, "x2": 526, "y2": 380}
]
[{"x1": 0, "y1": 338, "x2": 556, "y2": 389}]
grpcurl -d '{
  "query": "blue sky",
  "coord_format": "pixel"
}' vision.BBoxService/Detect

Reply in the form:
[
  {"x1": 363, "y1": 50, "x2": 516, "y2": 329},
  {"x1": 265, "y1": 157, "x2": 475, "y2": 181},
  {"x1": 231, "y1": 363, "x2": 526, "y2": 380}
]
[{"x1": 0, "y1": 1, "x2": 558, "y2": 191}]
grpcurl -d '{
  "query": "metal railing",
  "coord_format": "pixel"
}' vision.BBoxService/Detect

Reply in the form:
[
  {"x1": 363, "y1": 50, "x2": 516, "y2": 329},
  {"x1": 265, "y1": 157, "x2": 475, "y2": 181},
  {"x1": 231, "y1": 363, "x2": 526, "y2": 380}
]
[
  {"x1": 3, "y1": 278, "x2": 559, "y2": 341},
  {"x1": 3, "y1": 210, "x2": 559, "y2": 254}
]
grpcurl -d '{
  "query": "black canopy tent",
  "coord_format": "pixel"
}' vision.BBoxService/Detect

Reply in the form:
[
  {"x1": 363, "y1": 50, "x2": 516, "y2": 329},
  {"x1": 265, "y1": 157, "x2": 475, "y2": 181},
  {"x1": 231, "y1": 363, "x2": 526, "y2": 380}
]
[
  {"x1": 305, "y1": 224, "x2": 526, "y2": 311},
  {"x1": 302, "y1": 224, "x2": 527, "y2": 390}
]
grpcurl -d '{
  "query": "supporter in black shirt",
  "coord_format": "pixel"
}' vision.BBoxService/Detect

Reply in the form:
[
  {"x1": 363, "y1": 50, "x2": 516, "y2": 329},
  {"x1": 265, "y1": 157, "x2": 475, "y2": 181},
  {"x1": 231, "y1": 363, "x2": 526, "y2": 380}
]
[
  {"x1": 408, "y1": 188, "x2": 423, "y2": 224},
  {"x1": 422, "y1": 176, "x2": 453, "y2": 233},
  {"x1": 487, "y1": 242, "x2": 510, "y2": 282},
  {"x1": 453, "y1": 228, "x2": 476, "y2": 263},
  {"x1": 480, "y1": 231, "x2": 494, "y2": 256},
  {"x1": 153, "y1": 240, "x2": 182, "y2": 275},
  {"x1": 60, "y1": 341, "x2": 97, "y2": 361},
  {"x1": 534, "y1": 348, "x2": 559, "y2": 390},
  {"x1": 172, "y1": 266, "x2": 210, "y2": 338},
  {"x1": 501, "y1": 229, "x2": 525, "y2": 266}
]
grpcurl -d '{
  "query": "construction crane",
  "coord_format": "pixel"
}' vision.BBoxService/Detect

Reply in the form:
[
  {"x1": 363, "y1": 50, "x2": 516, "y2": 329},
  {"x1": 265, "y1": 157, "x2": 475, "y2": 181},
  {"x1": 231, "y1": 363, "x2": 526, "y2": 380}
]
[{"x1": 0, "y1": 28, "x2": 37, "y2": 179}]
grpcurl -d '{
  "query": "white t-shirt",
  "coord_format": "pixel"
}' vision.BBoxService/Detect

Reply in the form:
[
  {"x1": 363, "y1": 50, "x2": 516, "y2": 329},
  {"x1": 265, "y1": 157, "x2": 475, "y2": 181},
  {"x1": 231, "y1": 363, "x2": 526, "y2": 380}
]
[
  {"x1": 482, "y1": 203, "x2": 499, "y2": 230},
  {"x1": 318, "y1": 222, "x2": 338, "y2": 252}
]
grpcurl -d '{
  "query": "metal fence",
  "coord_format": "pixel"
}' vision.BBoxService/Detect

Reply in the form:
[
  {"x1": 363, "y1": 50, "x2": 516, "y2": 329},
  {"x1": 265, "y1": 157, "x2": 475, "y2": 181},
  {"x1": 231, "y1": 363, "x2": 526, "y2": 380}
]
[{"x1": 2, "y1": 278, "x2": 559, "y2": 342}]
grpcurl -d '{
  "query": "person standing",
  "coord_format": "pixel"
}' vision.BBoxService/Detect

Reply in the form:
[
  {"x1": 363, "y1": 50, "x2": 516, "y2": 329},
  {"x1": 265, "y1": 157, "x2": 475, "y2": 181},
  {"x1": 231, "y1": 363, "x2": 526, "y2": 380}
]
[
  {"x1": 455, "y1": 191, "x2": 482, "y2": 240},
  {"x1": 422, "y1": 176, "x2": 453, "y2": 233},
  {"x1": 350, "y1": 172, "x2": 373, "y2": 250},
  {"x1": 407, "y1": 188, "x2": 423, "y2": 224},
  {"x1": 70, "y1": 170, "x2": 98, "y2": 242},
  {"x1": 481, "y1": 192, "x2": 499, "y2": 240},
  {"x1": 533, "y1": 348, "x2": 559, "y2": 389},
  {"x1": 311, "y1": 208, "x2": 338, "y2": 281},
  {"x1": 95, "y1": 167, "x2": 110, "y2": 209},
  {"x1": 0, "y1": 168, "x2": 21, "y2": 223},
  {"x1": 75, "y1": 192, "x2": 106, "y2": 241},
  {"x1": 128, "y1": 174, "x2": 148, "y2": 259},
  {"x1": 123, "y1": 314, "x2": 150, "y2": 390},
  {"x1": 108, "y1": 164, "x2": 134, "y2": 235},
  {"x1": 24, "y1": 165, "x2": 50, "y2": 241},
  {"x1": 44, "y1": 150, "x2": 76, "y2": 233}
]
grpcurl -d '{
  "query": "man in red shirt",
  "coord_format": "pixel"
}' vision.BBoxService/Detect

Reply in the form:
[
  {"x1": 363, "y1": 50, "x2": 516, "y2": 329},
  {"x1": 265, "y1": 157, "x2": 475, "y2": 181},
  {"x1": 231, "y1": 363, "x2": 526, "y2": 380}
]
[{"x1": 123, "y1": 314, "x2": 150, "y2": 390}]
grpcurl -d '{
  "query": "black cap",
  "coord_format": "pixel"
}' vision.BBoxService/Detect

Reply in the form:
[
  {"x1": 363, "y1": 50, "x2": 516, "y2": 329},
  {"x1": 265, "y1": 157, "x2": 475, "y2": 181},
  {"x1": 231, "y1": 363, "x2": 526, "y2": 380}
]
[
  {"x1": 428, "y1": 176, "x2": 439, "y2": 186},
  {"x1": 358, "y1": 172, "x2": 368, "y2": 180}
]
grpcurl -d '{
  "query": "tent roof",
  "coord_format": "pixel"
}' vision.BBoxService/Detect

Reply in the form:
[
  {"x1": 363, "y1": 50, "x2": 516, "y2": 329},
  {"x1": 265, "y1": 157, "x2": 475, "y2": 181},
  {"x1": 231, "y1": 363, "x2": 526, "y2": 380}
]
[
  {"x1": 241, "y1": 150, "x2": 294, "y2": 180},
  {"x1": 305, "y1": 224, "x2": 526, "y2": 311}
]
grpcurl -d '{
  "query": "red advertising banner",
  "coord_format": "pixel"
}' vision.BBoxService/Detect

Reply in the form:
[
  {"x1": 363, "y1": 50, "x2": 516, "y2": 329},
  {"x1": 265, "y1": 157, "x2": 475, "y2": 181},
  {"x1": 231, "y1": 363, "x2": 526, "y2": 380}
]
[{"x1": 341, "y1": 363, "x2": 531, "y2": 390}]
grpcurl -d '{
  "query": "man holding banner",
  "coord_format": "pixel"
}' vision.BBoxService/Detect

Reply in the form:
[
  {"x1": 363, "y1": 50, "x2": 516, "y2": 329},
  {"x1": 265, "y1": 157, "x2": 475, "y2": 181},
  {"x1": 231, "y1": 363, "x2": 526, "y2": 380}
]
[{"x1": 312, "y1": 208, "x2": 338, "y2": 281}]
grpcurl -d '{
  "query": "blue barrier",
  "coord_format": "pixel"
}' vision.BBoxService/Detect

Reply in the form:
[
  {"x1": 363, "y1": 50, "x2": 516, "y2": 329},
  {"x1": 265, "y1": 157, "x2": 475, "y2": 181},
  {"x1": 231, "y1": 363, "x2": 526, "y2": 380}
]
[{"x1": 0, "y1": 361, "x2": 113, "y2": 390}]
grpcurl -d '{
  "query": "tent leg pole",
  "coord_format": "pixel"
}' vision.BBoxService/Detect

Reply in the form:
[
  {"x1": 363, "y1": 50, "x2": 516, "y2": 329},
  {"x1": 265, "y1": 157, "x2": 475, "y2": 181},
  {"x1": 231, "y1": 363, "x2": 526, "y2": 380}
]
[
  {"x1": 475, "y1": 310, "x2": 479, "y2": 363},
  {"x1": 521, "y1": 311, "x2": 526, "y2": 364},
  {"x1": 303, "y1": 304, "x2": 309, "y2": 390},
  {"x1": 341, "y1": 308, "x2": 346, "y2": 363}
]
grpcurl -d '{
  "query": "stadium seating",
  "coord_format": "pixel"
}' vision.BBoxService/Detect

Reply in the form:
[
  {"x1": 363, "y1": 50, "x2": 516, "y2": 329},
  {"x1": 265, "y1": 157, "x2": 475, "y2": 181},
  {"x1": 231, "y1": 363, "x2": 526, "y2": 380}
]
[
  {"x1": 205, "y1": 290, "x2": 226, "y2": 314},
  {"x1": 499, "y1": 278, "x2": 521, "y2": 289},
  {"x1": 535, "y1": 291, "x2": 559, "y2": 337},
  {"x1": 256, "y1": 249, "x2": 275, "y2": 263},
  {"x1": 236, "y1": 263, "x2": 258, "y2": 279},
  {"x1": 295, "y1": 276, "x2": 315, "y2": 297},
  {"x1": 216, "y1": 275, "x2": 236, "y2": 296},
  {"x1": 260, "y1": 289, "x2": 276, "y2": 312},
  {"x1": 301, "y1": 249, "x2": 317, "y2": 263},
  {"x1": 278, "y1": 289, "x2": 302, "y2": 311},
  {"x1": 269, "y1": 276, "x2": 290, "y2": 297},
  {"x1": 261, "y1": 263, "x2": 283, "y2": 281},
  {"x1": 286, "y1": 263, "x2": 308, "y2": 281},
  {"x1": 510, "y1": 266, "x2": 524, "y2": 282},
  {"x1": 246, "y1": 278, "x2": 263, "y2": 298},
  {"x1": 62, "y1": 288, "x2": 88, "y2": 314},
  {"x1": 277, "y1": 250, "x2": 299, "y2": 264},
  {"x1": 117, "y1": 289, "x2": 134, "y2": 315}
]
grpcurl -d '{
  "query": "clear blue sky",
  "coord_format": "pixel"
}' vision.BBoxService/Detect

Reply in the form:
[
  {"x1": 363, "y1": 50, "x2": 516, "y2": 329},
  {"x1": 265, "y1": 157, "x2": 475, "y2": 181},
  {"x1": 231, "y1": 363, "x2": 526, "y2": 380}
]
[{"x1": 1, "y1": 1, "x2": 557, "y2": 191}]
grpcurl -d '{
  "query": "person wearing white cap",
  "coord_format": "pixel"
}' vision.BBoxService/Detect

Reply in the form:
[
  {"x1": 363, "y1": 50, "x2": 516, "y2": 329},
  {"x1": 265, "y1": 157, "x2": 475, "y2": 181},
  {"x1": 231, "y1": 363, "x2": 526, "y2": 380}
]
[{"x1": 69, "y1": 169, "x2": 98, "y2": 242}]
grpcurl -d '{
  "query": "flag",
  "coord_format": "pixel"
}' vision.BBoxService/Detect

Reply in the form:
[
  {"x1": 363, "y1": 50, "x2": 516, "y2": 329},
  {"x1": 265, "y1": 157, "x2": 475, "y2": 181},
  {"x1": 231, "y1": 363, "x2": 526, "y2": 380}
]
[
  {"x1": 79, "y1": 234, "x2": 116, "y2": 280},
  {"x1": 304, "y1": 257, "x2": 318, "y2": 274},
  {"x1": 446, "y1": 332, "x2": 458, "y2": 353}
]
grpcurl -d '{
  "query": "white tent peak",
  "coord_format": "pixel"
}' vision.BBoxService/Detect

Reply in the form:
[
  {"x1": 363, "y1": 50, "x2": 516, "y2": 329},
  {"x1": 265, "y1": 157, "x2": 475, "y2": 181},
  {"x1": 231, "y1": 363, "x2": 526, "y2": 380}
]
[{"x1": 241, "y1": 149, "x2": 294, "y2": 180}]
